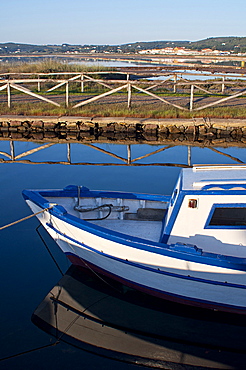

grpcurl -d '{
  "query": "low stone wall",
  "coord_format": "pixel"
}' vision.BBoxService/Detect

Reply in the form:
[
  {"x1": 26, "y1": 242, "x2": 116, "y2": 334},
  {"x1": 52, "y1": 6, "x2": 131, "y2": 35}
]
[{"x1": 0, "y1": 116, "x2": 246, "y2": 146}]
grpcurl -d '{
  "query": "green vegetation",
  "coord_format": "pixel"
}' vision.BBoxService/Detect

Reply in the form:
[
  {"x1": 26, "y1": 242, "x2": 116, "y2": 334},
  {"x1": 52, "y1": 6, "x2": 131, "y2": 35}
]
[
  {"x1": 189, "y1": 37, "x2": 246, "y2": 53},
  {"x1": 1, "y1": 37, "x2": 246, "y2": 54},
  {"x1": 1, "y1": 99, "x2": 246, "y2": 119},
  {"x1": 0, "y1": 59, "x2": 110, "y2": 74}
]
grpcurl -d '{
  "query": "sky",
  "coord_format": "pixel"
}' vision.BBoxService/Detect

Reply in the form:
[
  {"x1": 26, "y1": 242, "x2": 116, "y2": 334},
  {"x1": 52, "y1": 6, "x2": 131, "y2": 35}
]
[{"x1": 1, "y1": 0, "x2": 245, "y2": 45}]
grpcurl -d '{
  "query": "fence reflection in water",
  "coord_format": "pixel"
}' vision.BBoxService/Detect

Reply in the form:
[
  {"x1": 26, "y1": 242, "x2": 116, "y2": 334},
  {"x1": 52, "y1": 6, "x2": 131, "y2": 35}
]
[{"x1": 0, "y1": 140, "x2": 245, "y2": 167}]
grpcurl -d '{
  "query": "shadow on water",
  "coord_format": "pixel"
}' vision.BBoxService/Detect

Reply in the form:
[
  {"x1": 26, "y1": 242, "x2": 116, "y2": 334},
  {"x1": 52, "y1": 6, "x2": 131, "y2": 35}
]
[{"x1": 32, "y1": 264, "x2": 246, "y2": 370}]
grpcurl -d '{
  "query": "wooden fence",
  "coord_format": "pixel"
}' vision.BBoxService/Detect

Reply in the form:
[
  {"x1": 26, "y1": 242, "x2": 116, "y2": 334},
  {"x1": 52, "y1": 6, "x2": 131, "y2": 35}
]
[{"x1": 1, "y1": 69, "x2": 246, "y2": 111}]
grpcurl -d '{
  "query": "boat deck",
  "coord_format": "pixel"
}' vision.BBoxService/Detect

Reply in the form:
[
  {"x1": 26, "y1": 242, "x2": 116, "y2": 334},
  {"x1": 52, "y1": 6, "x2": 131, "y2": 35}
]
[
  {"x1": 90, "y1": 219, "x2": 163, "y2": 242},
  {"x1": 46, "y1": 196, "x2": 167, "y2": 243}
]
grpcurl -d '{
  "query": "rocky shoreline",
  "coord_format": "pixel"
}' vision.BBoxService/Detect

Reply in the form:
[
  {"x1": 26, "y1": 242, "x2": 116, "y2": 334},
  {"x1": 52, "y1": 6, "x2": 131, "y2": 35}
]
[{"x1": 1, "y1": 116, "x2": 246, "y2": 146}]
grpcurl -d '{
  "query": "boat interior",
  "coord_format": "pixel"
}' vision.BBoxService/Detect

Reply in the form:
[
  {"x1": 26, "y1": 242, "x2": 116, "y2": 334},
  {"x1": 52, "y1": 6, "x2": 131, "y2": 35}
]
[{"x1": 46, "y1": 195, "x2": 169, "y2": 242}]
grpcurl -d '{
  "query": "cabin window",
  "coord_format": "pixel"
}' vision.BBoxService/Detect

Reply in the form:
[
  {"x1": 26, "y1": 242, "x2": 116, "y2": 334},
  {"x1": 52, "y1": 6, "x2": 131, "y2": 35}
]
[
  {"x1": 209, "y1": 207, "x2": 246, "y2": 226},
  {"x1": 170, "y1": 189, "x2": 178, "y2": 206}
]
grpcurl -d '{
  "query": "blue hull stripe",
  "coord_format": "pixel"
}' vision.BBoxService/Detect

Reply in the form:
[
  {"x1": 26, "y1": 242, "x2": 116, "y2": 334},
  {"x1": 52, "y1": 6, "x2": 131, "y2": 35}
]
[
  {"x1": 66, "y1": 251, "x2": 246, "y2": 313},
  {"x1": 47, "y1": 211, "x2": 246, "y2": 271},
  {"x1": 48, "y1": 223, "x2": 246, "y2": 290},
  {"x1": 22, "y1": 189, "x2": 246, "y2": 271}
]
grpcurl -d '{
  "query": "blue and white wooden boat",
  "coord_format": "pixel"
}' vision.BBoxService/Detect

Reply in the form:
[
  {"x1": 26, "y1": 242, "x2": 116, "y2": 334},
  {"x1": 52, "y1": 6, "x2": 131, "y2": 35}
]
[{"x1": 23, "y1": 165, "x2": 246, "y2": 314}]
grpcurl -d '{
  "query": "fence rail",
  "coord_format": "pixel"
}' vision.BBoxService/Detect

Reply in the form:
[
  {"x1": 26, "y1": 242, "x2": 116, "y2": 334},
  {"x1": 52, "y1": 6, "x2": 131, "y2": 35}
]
[{"x1": 1, "y1": 69, "x2": 246, "y2": 111}]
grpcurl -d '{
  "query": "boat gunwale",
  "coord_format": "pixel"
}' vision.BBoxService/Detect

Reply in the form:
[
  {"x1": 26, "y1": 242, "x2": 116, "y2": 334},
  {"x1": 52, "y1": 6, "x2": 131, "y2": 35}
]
[
  {"x1": 22, "y1": 188, "x2": 246, "y2": 272},
  {"x1": 38, "y1": 185, "x2": 171, "y2": 202}
]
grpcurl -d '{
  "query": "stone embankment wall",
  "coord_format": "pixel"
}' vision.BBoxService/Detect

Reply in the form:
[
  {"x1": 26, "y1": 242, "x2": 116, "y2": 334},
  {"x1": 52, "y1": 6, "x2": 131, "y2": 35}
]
[{"x1": 0, "y1": 116, "x2": 246, "y2": 145}]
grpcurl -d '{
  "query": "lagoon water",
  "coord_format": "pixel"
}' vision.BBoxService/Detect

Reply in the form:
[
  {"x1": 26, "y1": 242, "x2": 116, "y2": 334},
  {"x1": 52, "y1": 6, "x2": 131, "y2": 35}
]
[{"x1": 1, "y1": 141, "x2": 246, "y2": 369}]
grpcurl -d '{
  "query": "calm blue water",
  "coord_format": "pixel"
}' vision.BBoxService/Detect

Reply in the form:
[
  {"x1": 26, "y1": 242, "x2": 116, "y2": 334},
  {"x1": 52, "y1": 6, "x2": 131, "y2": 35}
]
[{"x1": 1, "y1": 141, "x2": 246, "y2": 369}]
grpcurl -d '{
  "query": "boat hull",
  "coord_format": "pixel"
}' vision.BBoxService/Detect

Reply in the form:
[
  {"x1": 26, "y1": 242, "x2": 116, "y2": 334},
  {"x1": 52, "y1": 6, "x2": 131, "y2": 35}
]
[
  {"x1": 63, "y1": 246, "x2": 246, "y2": 315},
  {"x1": 67, "y1": 253, "x2": 246, "y2": 315},
  {"x1": 25, "y1": 198, "x2": 246, "y2": 315}
]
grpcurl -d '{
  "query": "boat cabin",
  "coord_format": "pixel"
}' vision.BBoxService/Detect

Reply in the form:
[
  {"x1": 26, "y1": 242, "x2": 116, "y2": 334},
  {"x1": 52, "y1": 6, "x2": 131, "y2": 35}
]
[{"x1": 162, "y1": 165, "x2": 246, "y2": 257}]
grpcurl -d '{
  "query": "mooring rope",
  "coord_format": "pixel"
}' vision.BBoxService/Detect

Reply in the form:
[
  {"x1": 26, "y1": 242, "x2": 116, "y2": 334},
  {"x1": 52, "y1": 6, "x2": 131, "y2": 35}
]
[
  {"x1": 65, "y1": 240, "x2": 122, "y2": 294},
  {"x1": 0, "y1": 342, "x2": 59, "y2": 362},
  {"x1": 0, "y1": 206, "x2": 53, "y2": 231},
  {"x1": 36, "y1": 224, "x2": 64, "y2": 276}
]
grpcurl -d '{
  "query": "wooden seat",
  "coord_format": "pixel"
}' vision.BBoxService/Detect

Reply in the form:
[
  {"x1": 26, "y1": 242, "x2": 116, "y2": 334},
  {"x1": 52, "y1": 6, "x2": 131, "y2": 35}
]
[{"x1": 124, "y1": 208, "x2": 166, "y2": 221}]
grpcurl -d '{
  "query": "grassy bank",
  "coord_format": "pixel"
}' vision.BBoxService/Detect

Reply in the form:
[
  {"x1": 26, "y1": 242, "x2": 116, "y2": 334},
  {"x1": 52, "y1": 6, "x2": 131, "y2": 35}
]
[{"x1": 1, "y1": 100, "x2": 246, "y2": 119}]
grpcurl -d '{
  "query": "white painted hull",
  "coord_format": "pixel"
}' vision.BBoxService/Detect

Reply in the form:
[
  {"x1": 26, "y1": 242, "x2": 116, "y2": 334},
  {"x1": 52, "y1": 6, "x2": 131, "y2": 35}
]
[{"x1": 28, "y1": 200, "x2": 246, "y2": 314}]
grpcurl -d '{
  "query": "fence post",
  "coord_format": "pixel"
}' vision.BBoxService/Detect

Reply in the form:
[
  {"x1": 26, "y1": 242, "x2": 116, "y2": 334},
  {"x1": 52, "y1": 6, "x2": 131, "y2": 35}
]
[
  {"x1": 66, "y1": 82, "x2": 69, "y2": 107},
  {"x1": 7, "y1": 83, "x2": 11, "y2": 108},
  {"x1": 173, "y1": 74, "x2": 177, "y2": 93},
  {"x1": 127, "y1": 83, "x2": 132, "y2": 109},
  {"x1": 222, "y1": 76, "x2": 225, "y2": 94},
  {"x1": 37, "y1": 74, "x2": 41, "y2": 92},
  {"x1": 190, "y1": 85, "x2": 194, "y2": 111},
  {"x1": 81, "y1": 74, "x2": 84, "y2": 92}
]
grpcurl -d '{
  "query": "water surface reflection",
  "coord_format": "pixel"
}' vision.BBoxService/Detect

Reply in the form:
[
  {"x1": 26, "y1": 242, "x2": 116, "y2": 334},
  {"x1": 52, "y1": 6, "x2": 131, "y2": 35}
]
[
  {"x1": 33, "y1": 265, "x2": 246, "y2": 369},
  {"x1": 1, "y1": 141, "x2": 246, "y2": 369}
]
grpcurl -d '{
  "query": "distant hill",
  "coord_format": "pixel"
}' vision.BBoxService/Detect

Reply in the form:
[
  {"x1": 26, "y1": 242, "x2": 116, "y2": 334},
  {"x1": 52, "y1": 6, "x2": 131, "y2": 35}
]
[
  {"x1": 189, "y1": 37, "x2": 246, "y2": 52},
  {"x1": 120, "y1": 37, "x2": 246, "y2": 52},
  {"x1": 0, "y1": 37, "x2": 246, "y2": 55}
]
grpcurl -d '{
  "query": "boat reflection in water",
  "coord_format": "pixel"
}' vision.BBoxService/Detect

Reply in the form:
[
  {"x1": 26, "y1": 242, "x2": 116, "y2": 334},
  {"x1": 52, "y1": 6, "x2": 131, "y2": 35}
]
[{"x1": 32, "y1": 265, "x2": 246, "y2": 369}]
